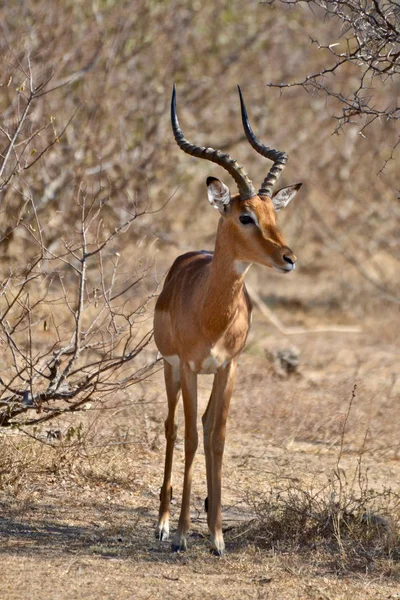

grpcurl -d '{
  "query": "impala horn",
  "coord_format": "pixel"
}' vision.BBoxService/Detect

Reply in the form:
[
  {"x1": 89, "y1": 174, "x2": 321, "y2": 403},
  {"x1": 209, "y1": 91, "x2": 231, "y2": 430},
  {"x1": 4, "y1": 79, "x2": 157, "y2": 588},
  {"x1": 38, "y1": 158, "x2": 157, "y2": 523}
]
[
  {"x1": 171, "y1": 84, "x2": 256, "y2": 200},
  {"x1": 238, "y1": 85, "x2": 288, "y2": 198}
]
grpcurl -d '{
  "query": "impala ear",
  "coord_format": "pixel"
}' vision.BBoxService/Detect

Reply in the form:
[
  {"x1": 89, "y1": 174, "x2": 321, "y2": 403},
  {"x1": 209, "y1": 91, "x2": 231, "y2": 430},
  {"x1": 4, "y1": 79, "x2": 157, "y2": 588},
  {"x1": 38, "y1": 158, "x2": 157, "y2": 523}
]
[
  {"x1": 206, "y1": 177, "x2": 231, "y2": 213},
  {"x1": 272, "y1": 183, "x2": 302, "y2": 212}
]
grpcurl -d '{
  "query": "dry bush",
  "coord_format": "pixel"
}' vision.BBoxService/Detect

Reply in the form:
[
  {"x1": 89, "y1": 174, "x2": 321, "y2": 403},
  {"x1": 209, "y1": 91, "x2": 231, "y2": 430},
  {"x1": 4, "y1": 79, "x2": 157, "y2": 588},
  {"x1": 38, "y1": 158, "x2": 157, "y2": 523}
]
[
  {"x1": 0, "y1": 32, "x2": 167, "y2": 429},
  {"x1": 0, "y1": 181, "x2": 160, "y2": 428},
  {"x1": 0, "y1": 56, "x2": 160, "y2": 429},
  {"x1": 237, "y1": 473, "x2": 400, "y2": 574},
  {"x1": 228, "y1": 383, "x2": 400, "y2": 573},
  {"x1": 0, "y1": 378, "x2": 161, "y2": 494}
]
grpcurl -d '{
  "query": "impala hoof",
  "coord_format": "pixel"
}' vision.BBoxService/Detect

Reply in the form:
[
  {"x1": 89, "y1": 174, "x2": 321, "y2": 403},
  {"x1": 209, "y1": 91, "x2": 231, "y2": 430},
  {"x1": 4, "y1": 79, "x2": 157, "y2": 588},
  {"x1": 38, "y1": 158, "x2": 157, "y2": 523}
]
[
  {"x1": 155, "y1": 522, "x2": 169, "y2": 541},
  {"x1": 210, "y1": 546, "x2": 225, "y2": 557},
  {"x1": 171, "y1": 535, "x2": 187, "y2": 553},
  {"x1": 210, "y1": 534, "x2": 225, "y2": 557}
]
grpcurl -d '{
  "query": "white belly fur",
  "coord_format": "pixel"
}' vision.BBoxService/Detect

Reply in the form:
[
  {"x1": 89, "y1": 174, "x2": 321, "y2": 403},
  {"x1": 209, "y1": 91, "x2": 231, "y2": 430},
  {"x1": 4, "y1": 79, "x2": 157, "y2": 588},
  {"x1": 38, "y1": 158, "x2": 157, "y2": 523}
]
[
  {"x1": 194, "y1": 348, "x2": 230, "y2": 374},
  {"x1": 164, "y1": 351, "x2": 229, "y2": 375},
  {"x1": 164, "y1": 355, "x2": 180, "y2": 369}
]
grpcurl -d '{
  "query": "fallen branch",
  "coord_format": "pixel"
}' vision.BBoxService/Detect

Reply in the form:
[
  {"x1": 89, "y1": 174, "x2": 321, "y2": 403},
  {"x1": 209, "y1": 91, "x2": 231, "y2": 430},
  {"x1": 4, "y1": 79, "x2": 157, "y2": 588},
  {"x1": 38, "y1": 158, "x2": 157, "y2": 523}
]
[{"x1": 247, "y1": 284, "x2": 362, "y2": 336}]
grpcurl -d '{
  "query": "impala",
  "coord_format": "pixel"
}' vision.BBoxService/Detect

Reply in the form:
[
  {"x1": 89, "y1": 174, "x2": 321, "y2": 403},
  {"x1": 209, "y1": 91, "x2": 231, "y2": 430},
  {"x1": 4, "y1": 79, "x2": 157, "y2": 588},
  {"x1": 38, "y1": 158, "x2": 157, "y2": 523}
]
[{"x1": 154, "y1": 85, "x2": 302, "y2": 556}]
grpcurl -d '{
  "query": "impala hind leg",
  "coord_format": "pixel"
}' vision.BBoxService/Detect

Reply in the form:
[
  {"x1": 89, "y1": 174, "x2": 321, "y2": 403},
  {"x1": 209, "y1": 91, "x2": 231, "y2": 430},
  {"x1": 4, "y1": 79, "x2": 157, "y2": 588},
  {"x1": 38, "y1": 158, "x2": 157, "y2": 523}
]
[
  {"x1": 172, "y1": 363, "x2": 198, "y2": 552},
  {"x1": 156, "y1": 360, "x2": 181, "y2": 541},
  {"x1": 202, "y1": 359, "x2": 237, "y2": 556}
]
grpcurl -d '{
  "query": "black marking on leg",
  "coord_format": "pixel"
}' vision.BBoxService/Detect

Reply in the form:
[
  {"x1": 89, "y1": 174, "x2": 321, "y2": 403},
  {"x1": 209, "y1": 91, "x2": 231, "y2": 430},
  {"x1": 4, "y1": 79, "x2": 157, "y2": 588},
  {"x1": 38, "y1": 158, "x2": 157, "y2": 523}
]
[
  {"x1": 170, "y1": 486, "x2": 173, "y2": 501},
  {"x1": 156, "y1": 528, "x2": 169, "y2": 542},
  {"x1": 204, "y1": 496, "x2": 208, "y2": 513},
  {"x1": 210, "y1": 546, "x2": 225, "y2": 557}
]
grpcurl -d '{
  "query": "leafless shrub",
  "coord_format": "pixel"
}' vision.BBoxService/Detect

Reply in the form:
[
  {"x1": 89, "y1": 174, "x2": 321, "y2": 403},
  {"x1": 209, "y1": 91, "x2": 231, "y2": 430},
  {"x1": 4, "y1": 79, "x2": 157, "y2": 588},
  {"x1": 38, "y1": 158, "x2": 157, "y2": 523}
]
[
  {"x1": 268, "y1": 1, "x2": 400, "y2": 143},
  {"x1": 0, "y1": 55, "x2": 160, "y2": 430},
  {"x1": 0, "y1": 182, "x2": 160, "y2": 428},
  {"x1": 0, "y1": 32, "x2": 167, "y2": 430}
]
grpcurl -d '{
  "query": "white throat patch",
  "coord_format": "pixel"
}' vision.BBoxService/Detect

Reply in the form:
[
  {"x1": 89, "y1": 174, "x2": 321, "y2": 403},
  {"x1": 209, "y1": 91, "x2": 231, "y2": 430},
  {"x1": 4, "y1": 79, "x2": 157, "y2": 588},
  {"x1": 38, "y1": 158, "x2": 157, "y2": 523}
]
[{"x1": 234, "y1": 261, "x2": 252, "y2": 276}]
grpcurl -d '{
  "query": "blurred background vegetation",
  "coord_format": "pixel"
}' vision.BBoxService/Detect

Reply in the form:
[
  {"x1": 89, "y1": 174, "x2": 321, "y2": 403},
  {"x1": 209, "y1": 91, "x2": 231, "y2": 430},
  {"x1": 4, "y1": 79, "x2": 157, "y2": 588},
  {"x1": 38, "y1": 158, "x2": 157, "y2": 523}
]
[{"x1": 0, "y1": 0, "x2": 399, "y2": 427}]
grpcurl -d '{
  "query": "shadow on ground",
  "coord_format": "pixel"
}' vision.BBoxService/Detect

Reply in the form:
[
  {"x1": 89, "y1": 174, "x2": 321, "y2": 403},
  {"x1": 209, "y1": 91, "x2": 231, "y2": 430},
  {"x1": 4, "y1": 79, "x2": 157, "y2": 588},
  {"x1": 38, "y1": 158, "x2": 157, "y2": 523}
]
[{"x1": 0, "y1": 498, "x2": 251, "y2": 561}]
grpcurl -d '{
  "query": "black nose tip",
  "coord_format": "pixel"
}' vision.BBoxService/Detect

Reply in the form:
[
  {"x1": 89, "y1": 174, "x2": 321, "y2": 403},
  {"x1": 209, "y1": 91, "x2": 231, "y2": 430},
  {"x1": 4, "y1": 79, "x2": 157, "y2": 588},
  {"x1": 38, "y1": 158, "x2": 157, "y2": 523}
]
[{"x1": 283, "y1": 255, "x2": 295, "y2": 265}]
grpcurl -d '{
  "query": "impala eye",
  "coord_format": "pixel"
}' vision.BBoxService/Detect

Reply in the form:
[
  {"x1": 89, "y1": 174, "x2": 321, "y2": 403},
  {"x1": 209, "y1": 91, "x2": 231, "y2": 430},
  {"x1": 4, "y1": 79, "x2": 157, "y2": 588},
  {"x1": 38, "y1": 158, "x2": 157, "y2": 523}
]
[{"x1": 239, "y1": 214, "x2": 255, "y2": 225}]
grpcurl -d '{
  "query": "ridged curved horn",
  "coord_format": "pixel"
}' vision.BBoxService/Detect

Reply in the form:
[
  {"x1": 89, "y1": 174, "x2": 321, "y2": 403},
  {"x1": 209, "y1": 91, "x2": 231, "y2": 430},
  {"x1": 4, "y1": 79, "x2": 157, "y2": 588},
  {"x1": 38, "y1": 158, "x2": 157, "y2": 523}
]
[
  {"x1": 238, "y1": 85, "x2": 288, "y2": 198},
  {"x1": 171, "y1": 84, "x2": 256, "y2": 200}
]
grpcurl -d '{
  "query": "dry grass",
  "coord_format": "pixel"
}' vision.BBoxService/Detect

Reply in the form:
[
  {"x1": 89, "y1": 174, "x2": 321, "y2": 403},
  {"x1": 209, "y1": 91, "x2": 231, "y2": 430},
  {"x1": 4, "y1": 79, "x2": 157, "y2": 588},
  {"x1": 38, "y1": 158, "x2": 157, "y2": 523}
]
[{"x1": 235, "y1": 477, "x2": 400, "y2": 575}]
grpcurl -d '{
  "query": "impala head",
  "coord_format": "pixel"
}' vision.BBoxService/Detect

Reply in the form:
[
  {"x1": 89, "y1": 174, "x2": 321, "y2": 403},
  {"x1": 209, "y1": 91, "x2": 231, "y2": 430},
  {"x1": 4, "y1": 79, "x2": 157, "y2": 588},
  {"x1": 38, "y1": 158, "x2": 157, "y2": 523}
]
[{"x1": 171, "y1": 84, "x2": 302, "y2": 273}]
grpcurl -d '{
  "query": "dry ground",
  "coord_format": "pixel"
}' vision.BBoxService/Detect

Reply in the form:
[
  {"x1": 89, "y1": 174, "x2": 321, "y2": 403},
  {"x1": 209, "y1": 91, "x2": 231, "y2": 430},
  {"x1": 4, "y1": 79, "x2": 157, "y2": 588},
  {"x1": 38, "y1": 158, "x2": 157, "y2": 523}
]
[{"x1": 1, "y1": 283, "x2": 400, "y2": 599}]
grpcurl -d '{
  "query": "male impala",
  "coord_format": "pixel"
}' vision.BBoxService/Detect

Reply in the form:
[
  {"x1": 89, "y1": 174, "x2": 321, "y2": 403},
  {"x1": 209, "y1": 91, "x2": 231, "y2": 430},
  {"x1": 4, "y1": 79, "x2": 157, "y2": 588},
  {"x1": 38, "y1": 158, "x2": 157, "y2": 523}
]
[{"x1": 154, "y1": 85, "x2": 301, "y2": 556}]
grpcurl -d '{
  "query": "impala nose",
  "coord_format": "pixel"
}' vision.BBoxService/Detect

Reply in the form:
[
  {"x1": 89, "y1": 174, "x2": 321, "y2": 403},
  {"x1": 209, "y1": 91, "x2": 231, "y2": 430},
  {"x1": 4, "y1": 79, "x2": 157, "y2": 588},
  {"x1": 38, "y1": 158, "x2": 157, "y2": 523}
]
[{"x1": 283, "y1": 254, "x2": 296, "y2": 266}]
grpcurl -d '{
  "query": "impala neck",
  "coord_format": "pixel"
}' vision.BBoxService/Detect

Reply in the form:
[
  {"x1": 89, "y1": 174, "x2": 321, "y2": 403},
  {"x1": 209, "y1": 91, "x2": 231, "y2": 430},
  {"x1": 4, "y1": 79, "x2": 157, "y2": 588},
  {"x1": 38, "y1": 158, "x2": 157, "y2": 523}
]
[{"x1": 202, "y1": 218, "x2": 250, "y2": 336}]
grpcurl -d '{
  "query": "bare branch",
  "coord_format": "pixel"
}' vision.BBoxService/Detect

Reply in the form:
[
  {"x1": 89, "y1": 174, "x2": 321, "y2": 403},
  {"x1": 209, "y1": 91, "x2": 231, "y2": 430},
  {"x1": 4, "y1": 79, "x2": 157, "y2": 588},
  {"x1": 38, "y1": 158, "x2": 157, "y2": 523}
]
[{"x1": 267, "y1": 0, "x2": 400, "y2": 139}]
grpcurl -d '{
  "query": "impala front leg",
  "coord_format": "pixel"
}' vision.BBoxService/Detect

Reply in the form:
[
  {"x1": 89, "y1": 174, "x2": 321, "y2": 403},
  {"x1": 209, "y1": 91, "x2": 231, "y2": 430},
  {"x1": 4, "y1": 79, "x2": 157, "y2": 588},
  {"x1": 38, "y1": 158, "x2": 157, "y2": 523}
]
[
  {"x1": 156, "y1": 360, "x2": 181, "y2": 542},
  {"x1": 202, "y1": 359, "x2": 237, "y2": 556},
  {"x1": 172, "y1": 362, "x2": 198, "y2": 552}
]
